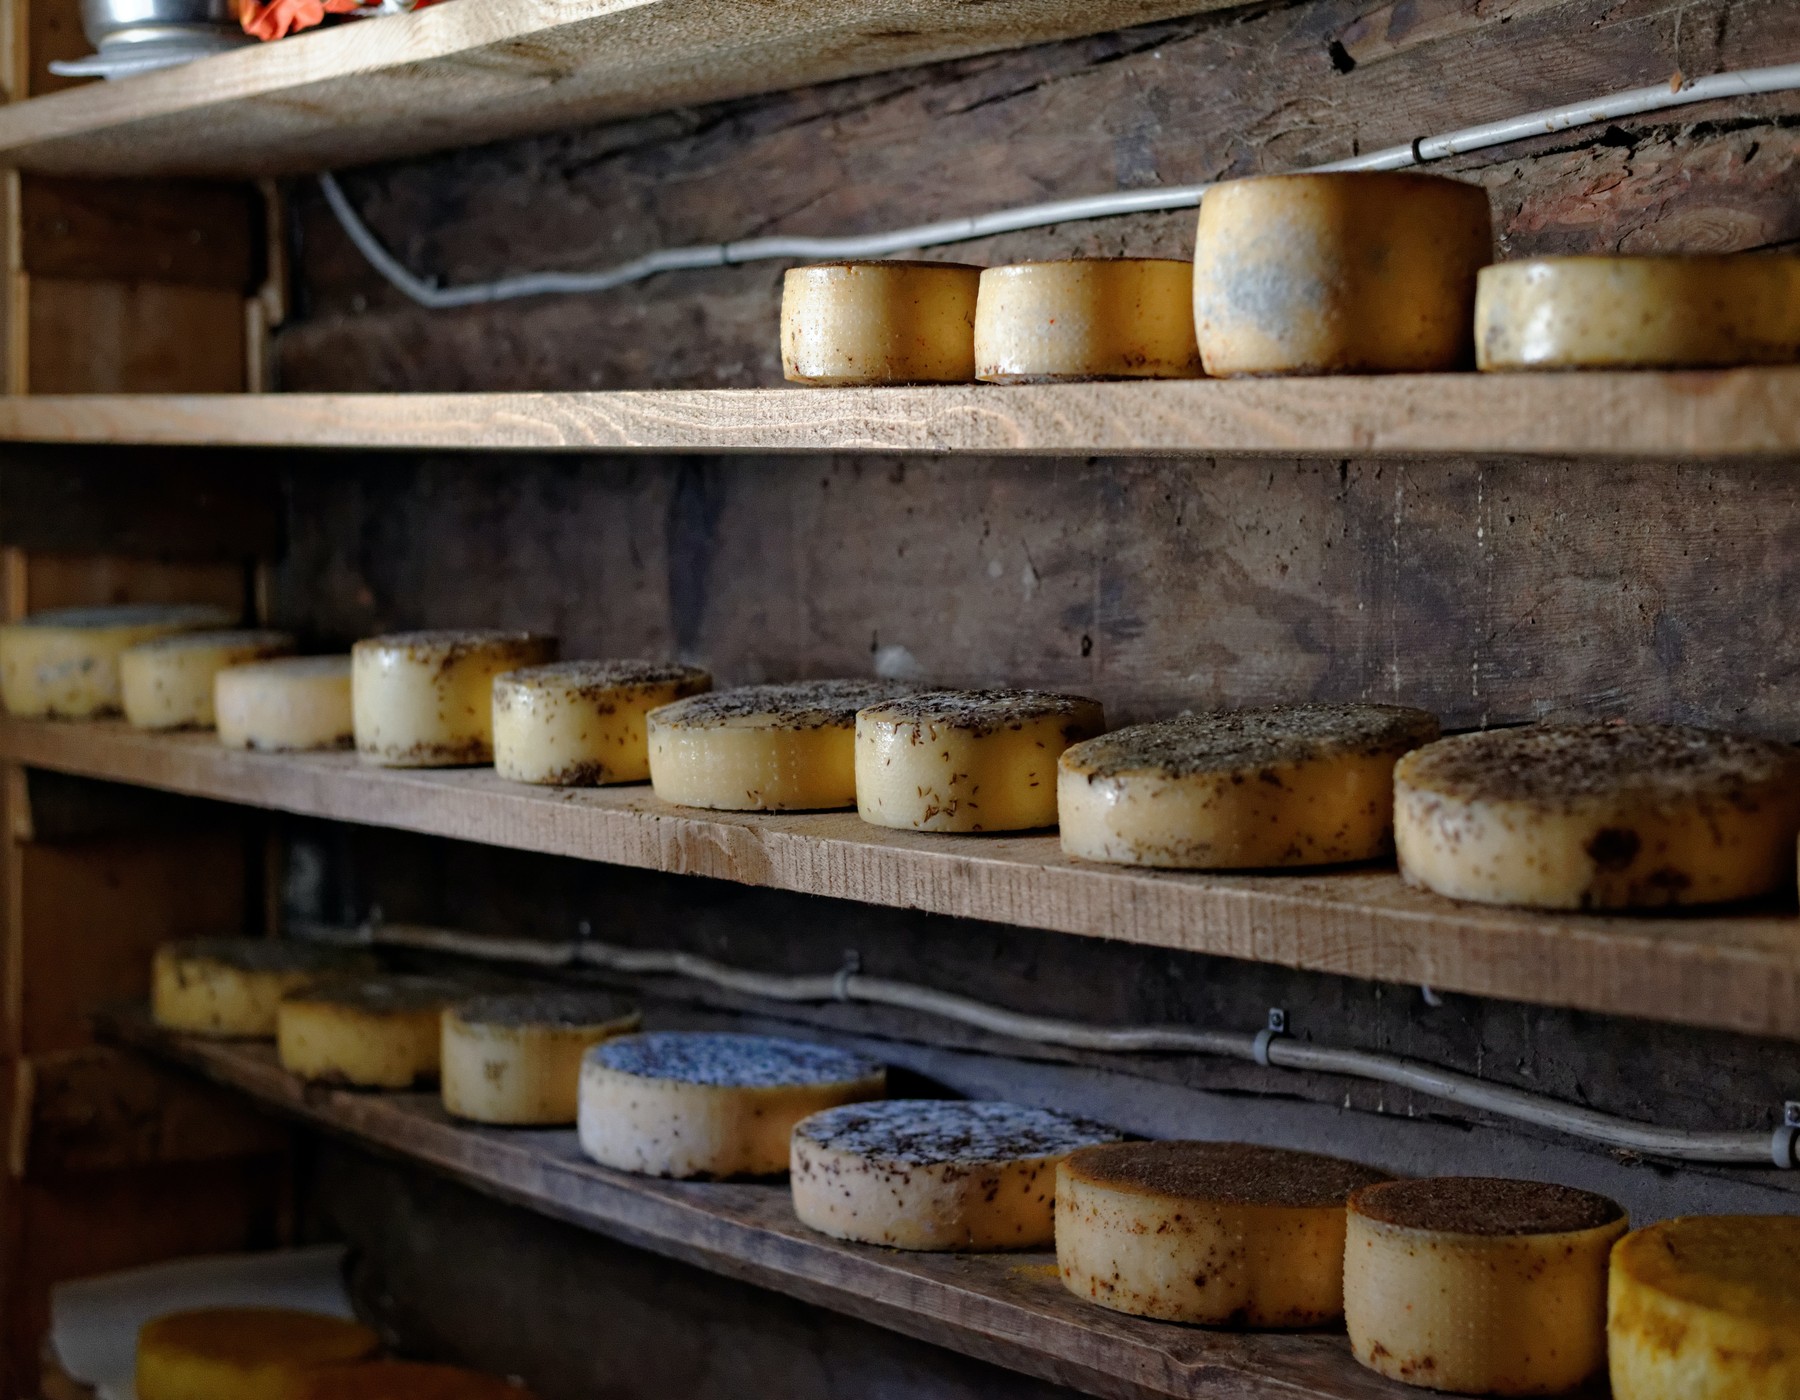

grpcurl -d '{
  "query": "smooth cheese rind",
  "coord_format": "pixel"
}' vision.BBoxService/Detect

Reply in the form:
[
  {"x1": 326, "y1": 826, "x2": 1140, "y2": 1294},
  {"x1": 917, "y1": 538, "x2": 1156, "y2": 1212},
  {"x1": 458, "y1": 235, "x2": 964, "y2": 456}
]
[
  {"x1": 121, "y1": 629, "x2": 296, "y2": 730},
  {"x1": 1476, "y1": 255, "x2": 1800, "y2": 371},
  {"x1": 151, "y1": 939, "x2": 376, "y2": 1039},
  {"x1": 352, "y1": 629, "x2": 556, "y2": 767},
  {"x1": 290, "y1": 1362, "x2": 535, "y2": 1400},
  {"x1": 1609, "y1": 1216, "x2": 1800, "y2": 1400},
  {"x1": 790, "y1": 1099, "x2": 1123, "y2": 1251},
  {"x1": 974, "y1": 260, "x2": 1203, "y2": 383},
  {"x1": 492, "y1": 659, "x2": 712, "y2": 785},
  {"x1": 441, "y1": 991, "x2": 641, "y2": 1125},
  {"x1": 578, "y1": 1032, "x2": 887, "y2": 1177},
  {"x1": 276, "y1": 975, "x2": 469, "y2": 1088},
  {"x1": 216, "y1": 655, "x2": 355, "y2": 751},
  {"x1": 136, "y1": 1308, "x2": 379, "y2": 1400},
  {"x1": 856, "y1": 689, "x2": 1106, "y2": 832},
  {"x1": 1055, "y1": 1140, "x2": 1390, "y2": 1327},
  {"x1": 781, "y1": 262, "x2": 982, "y2": 385},
  {"x1": 1193, "y1": 172, "x2": 1492, "y2": 376},
  {"x1": 0, "y1": 603, "x2": 235, "y2": 719},
  {"x1": 1059, "y1": 705, "x2": 1438, "y2": 868},
  {"x1": 1395, "y1": 723, "x2": 1800, "y2": 909}
]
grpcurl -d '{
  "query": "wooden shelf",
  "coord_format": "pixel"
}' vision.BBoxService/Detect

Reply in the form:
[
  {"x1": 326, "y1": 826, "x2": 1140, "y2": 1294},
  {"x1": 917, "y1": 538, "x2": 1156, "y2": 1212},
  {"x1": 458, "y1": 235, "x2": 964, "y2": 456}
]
[
  {"x1": 9, "y1": 720, "x2": 1798, "y2": 1040},
  {"x1": 107, "y1": 1014, "x2": 1415, "y2": 1400}
]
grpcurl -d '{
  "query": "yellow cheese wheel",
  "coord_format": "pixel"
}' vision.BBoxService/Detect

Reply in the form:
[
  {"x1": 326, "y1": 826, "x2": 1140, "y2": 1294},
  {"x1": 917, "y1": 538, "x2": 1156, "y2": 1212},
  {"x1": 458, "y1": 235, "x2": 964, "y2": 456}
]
[
  {"x1": 137, "y1": 1308, "x2": 379, "y2": 1400},
  {"x1": 492, "y1": 659, "x2": 711, "y2": 785},
  {"x1": 973, "y1": 259, "x2": 1202, "y2": 382},
  {"x1": 1193, "y1": 172, "x2": 1492, "y2": 375},
  {"x1": 216, "y1": 655, "x2": 355, "y2": 751},
  {"x1": 1476, "y1": 255, "x2": 1800, "y2": 371},
  {"x1": 277, "y1": 974, "x2": 471, "y2": 1088},
  {"x1": 441, "y1": 991, "x2": 640, "y2": 1125},
  {"x1": 353, "y1": 630, "x2": 556, "y2": 767},
  {"x1": 290, "y1": 1361, "x2": 534, "y2": 1400},
  {"x1": 0, "y1": 603, "x2": 235, "y2": 719},
  {"x1": 121, "y1": 629, "x2": 296, "y2": 730},
  {"x1": 780, "y1": 261, "x2": 981, "y2": 385},
  {"x1": 152, "y1": 939, "x2": 376, "y2": 1038}
]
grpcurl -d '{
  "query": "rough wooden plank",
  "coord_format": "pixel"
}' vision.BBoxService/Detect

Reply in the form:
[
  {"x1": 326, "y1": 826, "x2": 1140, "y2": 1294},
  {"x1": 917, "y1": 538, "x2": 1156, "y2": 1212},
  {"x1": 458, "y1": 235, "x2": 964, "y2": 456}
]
[
  {"x1": 19, "y1": 177, "x2": 261, "y2": 290},
  {"x1": 24, "y1": 279, "x2": 248, "y2": 392}
]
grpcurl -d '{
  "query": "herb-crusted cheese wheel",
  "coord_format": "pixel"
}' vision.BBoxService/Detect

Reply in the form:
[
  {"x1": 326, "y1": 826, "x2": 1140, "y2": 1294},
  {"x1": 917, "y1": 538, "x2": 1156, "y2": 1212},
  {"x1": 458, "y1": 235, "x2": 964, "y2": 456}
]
[
  {"x1": 856, "y1": 689, "x2": 1105, "y2": 832},
  {"x1": 973, "y1": 259, "x2": 1203, "y2": 383},
  {"x1": 791, "y1": 1099, "x2": 1123, "y2": 1251},
  {"x1": 152, "y1": 939, "x2": 375, "y2": 1038},
  {"x1": 647, "y1": 679, "x2": 919, "y2": 811},
  {"x1": 216, "y1": 655, "x2": 355, "y2": 751},
  {"x1": 291, "y1": 1361, "x2": 535, "y2": 1400},
  {"x1": 1609, "y1": 1215, "x2": 1800, "y2": 1400},
  {"x1": 781, "y1": 261, "x2": 981, "y2": 385},
  {"x1": 1395, "y1": 723, "x2": 1800, "y2": 909},
  {"x1": 492, "y1": 659, "x2": 711, "y2": 785},
  {"x1": 1476, "y1": 255, "x2": 1800, "y2": 371},
  {"x1": 0, "y1": 603, "x2": 235, "y2": 719},
  {"x1": 121, "y1": 629, "x2": 296, "y2": 730},
  {"x1": 277, "y1": 975, "x2": 470, "y2": 1088},
  {"x1": 1060, "y1": 705, "x2": 1438, "y2": 868},
  {"x1": 136, "y1": 1308, "x2": 379, "y2": 1400},
  {"x1": 578, "y1": 1032, "x2": 886, "y2": 1178},
  {"x1": 441, "y1": 991, "x2": 640, "y2": 1125},
  {"x1": 353, "y1": 629, "x2": 556, "y2": 767},
  {"x1": 1056, "y1": 1140, "x2": 1390, "y2": 1326},
  {"x1": 1345, "y1": 1177, "x2": 1627, "y2": 1394},
  {"x1": 1193, "y1": 172, "x2": 1492, "y2": 375}
]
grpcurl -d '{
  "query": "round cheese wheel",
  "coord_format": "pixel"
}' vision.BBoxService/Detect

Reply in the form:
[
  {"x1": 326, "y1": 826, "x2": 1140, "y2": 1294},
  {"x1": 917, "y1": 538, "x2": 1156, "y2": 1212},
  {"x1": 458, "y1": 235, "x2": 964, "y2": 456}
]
[
  {"x1": 1056, "y1": 1140, "x2": 1390, "y2": 1326},
  {"x1": 790, "y1": 1099, "x2": 1123, "y2": 1250},
  {"x1": 152, "y1": 939, "x2": 376, "y2": 1038},
  {"x1": 492, "y1": 659, "x2": 711, "y2": 785},
  {"x1": 1344, "y1": 1177, "x2": 1627, "y2": 1394},
  {"x1": 1609, "y1": 1215, "x2": 1800, "y2": 1400},
  {"x1": 973, "y1": 259, "x2": 1202, "y2": 382},
  {"x1": 1193, "y1": 172, "x2": 1492, "y2": 375},
  {"x1": 780, "y1": 261, "x2": 981, "y2": 385},
  {"x1": 0, "y1": 603, "x2": 235, "y2": 719},
  {"x1": 352, "y1": 630, "x2": 556, "y2": 768},
  {"x1": 216, "y1": 655, "x2": 355, "y2": 751},
  {"x1": 121, "y1": 629, "x2": 296, "y2": 730},
  {"x1": 578, "y1": 1031, "x2": 887, "y2": 1177},
  {"x1": 1059, "y1": 704, "x2": 1439, "y2": 868},
  {"x1": 1395, "y1": 722, "x2": 1800, "y2": 909},
  {"x1": 856, "y1": 689, "x2": 1105, "y2": 832},
  {"x1": 290, "y1": 1362, "x2": 534, "y2": 1400},
  {"x1": 1476, "y1": 255, "x2": 1800, "y2": 371},
  {"x1": 137, "y1": 1308, "x2": 379, "y2": 1400},
  {"x1": 277, "y1": 974, "x2": 471, "y2": 1088},
  {"x1": 441, "y1": 991, "x2": 640, "y2": 1125}
]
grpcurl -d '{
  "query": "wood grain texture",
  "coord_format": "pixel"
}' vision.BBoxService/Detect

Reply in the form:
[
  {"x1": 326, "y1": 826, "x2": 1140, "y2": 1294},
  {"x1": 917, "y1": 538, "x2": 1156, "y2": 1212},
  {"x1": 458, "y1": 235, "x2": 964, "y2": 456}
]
[
  {"x1": 24, "y1": 279, "x2": 248, "y2": 392},
  {"x1": 13, "y1": 721, "x2": 1799, "y2": 1039},
  {"x1": 19, "y1": 177, "x2": 262, "y2": 289}
]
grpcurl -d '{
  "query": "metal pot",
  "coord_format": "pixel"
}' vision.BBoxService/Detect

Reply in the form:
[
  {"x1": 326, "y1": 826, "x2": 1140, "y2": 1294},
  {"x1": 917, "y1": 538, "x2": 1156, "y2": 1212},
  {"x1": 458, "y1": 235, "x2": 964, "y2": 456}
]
[{"x1": 79, "y1": 0, "x2": 237, "y2": 48}]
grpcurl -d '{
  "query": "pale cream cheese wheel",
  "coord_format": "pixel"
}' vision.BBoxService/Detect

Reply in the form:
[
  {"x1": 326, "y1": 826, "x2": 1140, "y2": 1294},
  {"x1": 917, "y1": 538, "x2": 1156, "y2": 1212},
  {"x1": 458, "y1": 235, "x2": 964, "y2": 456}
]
[
  {"x1": 352, "y1": 629, "x2": 556, "y2": 767},
  {"x1": 492, "y1": 659, "x2": 712, "y2": 785},
  {"x1": 1476, "y1": 254, "x2": 1800, "y2": 371},
  {"x1": 1056, "y1": 1140, "x2": 1390, "y2": 1327},
  {"x1": 973, "y1": 259, "x2": 1203, "y2": 382},
  {"x1": 647, "y1": 679, "x2": 919, "y2": 811},
  {"x1": 0, "y1": 603, "x2": 235, "y2": 719},
  {"x1": 781, "y1": 261, "x2": 981, "y2": 385},
  {"x1": 121, "y1": 629, "x2": 295, "y2": 730},
  {"x1": 216, "y1": 655, "x2": 355, "y2": 751},
  {"x1": 1394, "y1": 722, "x2": 1800, "y2": 909},
  {"x1": 1193, "y1": 172, "x2": 1493, "y2": 375},
  {"x1": 441, "y1": 990, "x2": 640, "y2": 1125},
  {"x1": 856, "y1": 688, "x2": 1105, "y2": 832},
  {"x1": 137, "y1": 1308, "x2": 379, "y2": 1400},
  {"x1": 1345, "y1": 1177, "x2": 1627, "y2": 1395},
  {"x1": 578, "y1": 1032, "x2": 886, "y2": 1178},
  {"x1": 1060, "y1": 705, "x2": 1438, "y2": 868},
  {"x1": 790, "y1": 1099, "x2": 1123, "y2": 1251},
  {"x1": 151, "y1": 938, "x2": 375, "y2": 1039},
  {"x1": 276, "y1": 974, "x2": 471, "y2": 1088}
]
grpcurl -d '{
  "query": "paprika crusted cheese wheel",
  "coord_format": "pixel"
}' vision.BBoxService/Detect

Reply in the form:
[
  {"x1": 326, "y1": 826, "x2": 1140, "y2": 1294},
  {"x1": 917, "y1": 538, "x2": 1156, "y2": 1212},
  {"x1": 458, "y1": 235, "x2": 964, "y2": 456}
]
[
  {"x1": 1344, "y1": 1177, "x2": 1627, "y2": 1395},
  {"x1": 856, "y1": 688, "x2": 1105, "y2": 832},
  {"x1": 973, "y1": 259, "x2": 1203, "y2": 382},
  {"x1": 790, "y1": 1099, "x2": 1123, "y2": 1250},
  {"x1": 780, "y1": 261, "x2": 981, "y2": 385},
  {"x1": 121, "y1": 629, "x2": 296, "y2": 730},
  {"x1": 492, "y1": 659, "x2": 712, "y2": 785},
  {"x1": 1609, "y1": 1215, "x2": 1800, "y2": 1400},
  {"x1": 1059, "y1": 705, "x2": 1438, "y2": 868},
  {"x1": 353, "y1": 629, "x2": 556, "y2": 767},
  {"x1": 441, "y1": 990, "x2": 640, "y2": 1125},
  {"x1": 277, "y1": 974, "x2": 471, "y2": 1088},
  {"x1": 216, "y1": 655, "x2": 355, "y2": 751},
  {"x1": 578, "y1": 1031, "x2": 886, "y2": 1178},
  {"x1": 136, "y1": 1308, "x2": 379, "y2": 1400},
  {"x1": 1055, "y1": 1140, "x2": 1390, "y2": 1327},
  {"x1": 1476, "y1": 254, "x2": 1800, "y2": 371},
  {"x1": 290, "y1": 1362, "x2": 535, "y2": 1400},
  {"x1": 1193, "y1": 172, "x2": 1492, "y2": 375},
  {"x1": 0, "y1": 603, "x2": 235, "y2": 719},
  {"x1": 152, "y1": 938, "x2": 375, "y2": 1038},
  {"x1": 1395, "y1": 722, "x2": 1800, "y2": 909}
]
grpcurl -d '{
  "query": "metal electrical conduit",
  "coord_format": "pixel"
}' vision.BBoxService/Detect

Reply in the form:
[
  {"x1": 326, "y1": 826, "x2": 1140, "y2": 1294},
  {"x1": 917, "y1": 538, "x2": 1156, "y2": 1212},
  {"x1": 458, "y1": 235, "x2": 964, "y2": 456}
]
[{"x1": 359, "y1": 920, "x2": 1799, "y2": 1168}]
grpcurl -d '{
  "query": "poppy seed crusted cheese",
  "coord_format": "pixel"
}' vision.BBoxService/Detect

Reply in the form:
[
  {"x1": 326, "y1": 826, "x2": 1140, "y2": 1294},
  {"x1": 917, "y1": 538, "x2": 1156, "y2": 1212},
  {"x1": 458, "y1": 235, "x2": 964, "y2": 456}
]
[
  {"x1": 1, "y1": 603, "x2": 236, "y2": 719},
  {"x1": 276, "y1": 974, "x2": 472, "y2": 1089},
  {"x1": 353, "y1": 629, "x2": 556, "y2": 768},
  {"x1": 152, "y1": 939, "x2": 376, "y2": 1039},
  {"x1": 441, "y1": 990, "x2": 640, "y2": 1126},
  {"x1": 492, "y1": 659, "x2": 711, "y2": 786}
]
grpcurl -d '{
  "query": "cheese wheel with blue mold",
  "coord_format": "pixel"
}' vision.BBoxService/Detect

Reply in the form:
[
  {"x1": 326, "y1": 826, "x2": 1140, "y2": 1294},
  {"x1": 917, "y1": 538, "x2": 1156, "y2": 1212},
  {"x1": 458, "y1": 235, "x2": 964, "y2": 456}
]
[{"x1": 0, "y1": 603, "x2": 235, "y2": 719}]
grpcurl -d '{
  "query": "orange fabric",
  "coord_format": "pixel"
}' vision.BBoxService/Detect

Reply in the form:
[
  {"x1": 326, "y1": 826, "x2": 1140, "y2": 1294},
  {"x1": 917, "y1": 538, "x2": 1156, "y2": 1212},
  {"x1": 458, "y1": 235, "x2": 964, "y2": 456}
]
[{"x1": 240, "y1": 0, "x2": 441, "y2": 41}]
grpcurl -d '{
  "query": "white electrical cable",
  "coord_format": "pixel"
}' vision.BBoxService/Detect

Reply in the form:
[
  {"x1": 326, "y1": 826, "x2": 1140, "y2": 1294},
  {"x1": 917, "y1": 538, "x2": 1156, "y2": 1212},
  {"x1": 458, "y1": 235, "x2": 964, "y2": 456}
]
[{"x1": 319, "y1": 61, "x2": 1800, "y2": 310}]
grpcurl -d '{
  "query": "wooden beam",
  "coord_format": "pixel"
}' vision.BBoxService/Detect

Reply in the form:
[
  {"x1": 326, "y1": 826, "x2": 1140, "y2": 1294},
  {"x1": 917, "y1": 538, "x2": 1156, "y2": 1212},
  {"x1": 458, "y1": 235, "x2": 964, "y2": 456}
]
[{"x1": 19, "y1": 177, "x2": 261, "y2": 290}]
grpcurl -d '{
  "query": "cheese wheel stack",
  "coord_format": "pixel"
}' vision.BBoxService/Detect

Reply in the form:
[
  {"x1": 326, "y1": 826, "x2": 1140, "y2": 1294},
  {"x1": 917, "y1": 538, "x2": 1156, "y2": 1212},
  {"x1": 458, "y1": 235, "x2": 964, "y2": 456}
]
[
  {"x1": 973, "y1": 259, "x2": 1202, "y2": 382},
  {"x1": 856, "y1": 689, "x2": 1105, "y2": 832},
  {"x1": 121, "y1": 629, "x2": 296, "y2": 730},
  {"x1": 1056, "y1": 1140, "x2": 1389, "y2": 1326},
  {"x1": 277, "y1": 974, "x2": 471, "y2": 1088},
  {"x1": 1395, "y1": 722, "x2": 1800, "y2": 909},
  {"x1": 0, "y1": 603, "x2": 235, "y2": 719},
  {"x1": 353, "y1": 630, "x2": 556, "y2": 767},
  {"x1": 290, "y1": 1362, "x2": 535, "y2": 1400},
  {"x1": 1060, "y1": 705, "x2": 1438, "y2": 868},
  {"x1": 216, "y1": 655, "x2": 355, "y2": 751},
  {"x1": 136, "y1": 1308, "x2": 379, "y2": 1400},
  {"x1": 152, "y1": 939, "x2": 375, "y2": 1038},
  {"x1": 791, "y1": 1099, "x2": 1122, "y2": 1250},
  {"x1": 492, "y1": 659, "x2": 711, "y2": 785},
  {"x1": 781, "y1": 262, "x2": 982, "y2": 385},
  {"x1": 1344, "y1": 1177, "x2": 1627, "y2": 1394},
  {"x1": 578, "y1": 1031, "x2": 886, "y2": 1177},
  {"x1": 441, "y1": 991, "x2": 640, "y2": 1125}
]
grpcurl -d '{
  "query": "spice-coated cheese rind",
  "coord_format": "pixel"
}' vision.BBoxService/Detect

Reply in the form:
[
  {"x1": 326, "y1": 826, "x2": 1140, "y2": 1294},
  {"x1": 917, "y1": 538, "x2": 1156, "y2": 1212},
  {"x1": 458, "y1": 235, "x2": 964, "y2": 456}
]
[
  {"x1": 0, "y1": 603, "x2": 236, "y2": 719},
  {"x1": 276, "y1": 974, "x2": 471, "y2": 1088},
  {"x1": 352, "y1": 629, "x2": 556, "y2": 768},
  {"x1": 492, "y1": 659, "x2": 711, "y2": 786},
  {"x1": 121, "y1": 629, "x2": 296, "y2": 730},
  {"x1": 440, "y1": 991, "x2": 640, "y2": 1125},
  {"x1": 974, "y1": 259, "x2": 1202, "y2": 383},
  {"x1": 781, "y1": 262, "x2": 982, "y2": 386},
  {"x1": 151, "y1": 939, "x2": 376, "y2": 1039}
]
